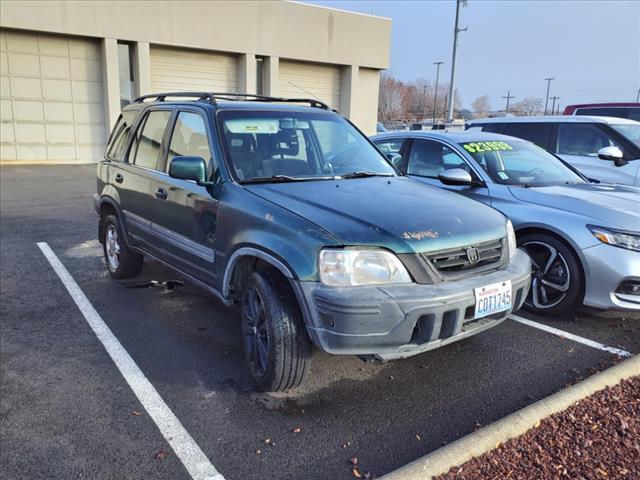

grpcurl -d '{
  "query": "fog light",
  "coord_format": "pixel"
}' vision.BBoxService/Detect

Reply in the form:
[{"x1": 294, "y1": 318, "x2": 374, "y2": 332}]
[{"x1": 616, "y1": 280, "x2": 640, "y2": 296}]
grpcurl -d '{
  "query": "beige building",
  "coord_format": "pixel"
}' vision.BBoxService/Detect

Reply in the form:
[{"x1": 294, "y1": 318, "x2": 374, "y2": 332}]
[{"x1": 0, "y1": 0, "x2": 390, "y2": 164}]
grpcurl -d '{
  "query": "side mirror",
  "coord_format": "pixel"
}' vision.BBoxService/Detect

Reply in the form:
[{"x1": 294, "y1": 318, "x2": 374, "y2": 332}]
[
  {"x1": 597, "y1": 146, "x2": 625, "y2": 166},
  {"x1": 169, "y1": 156, "x2": 208, "y2": 184},
  {"x1": 438, "y1": 168, "x2": 473, "y2": 186},
  {"x1": 386, "y1": 153, "x2": 402, "y2": 169}
]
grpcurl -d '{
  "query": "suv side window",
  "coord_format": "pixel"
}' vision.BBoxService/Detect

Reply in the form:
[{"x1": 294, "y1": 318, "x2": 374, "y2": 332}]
[
  {"x1": 168, "y1": 111, "x2": 216, "y2": 178},
  {"x1": 502, "y1": 123, "x2": 551, "y2": 149},
  {"x1": 556, "y1": 123, "x2": 621, "y2": 157},
  {"x1": 407, "y1": 139, "x2": 467, "y2": 178},
  {"x1": 480, "y1": 123, "x2": 505, "y2": 133},
  {"x1": 106, "y1": 110, "x2": 138, "y2": 161},
  {"x1": 130, "y1": 110, "x2": 171, "y2": 170}
]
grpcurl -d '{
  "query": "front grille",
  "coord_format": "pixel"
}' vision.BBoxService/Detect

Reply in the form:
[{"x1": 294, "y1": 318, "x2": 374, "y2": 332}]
[{"x1": 422, "y1": 239, "x2": 504, "y2": 276}]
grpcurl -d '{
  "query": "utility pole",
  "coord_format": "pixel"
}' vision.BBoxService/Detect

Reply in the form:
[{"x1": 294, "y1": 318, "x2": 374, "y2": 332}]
[
  {"x1": 422, "y1": 84, "x2": 427, "y2": 120},
  {"x1": 636, "y1": 88, "x2": 639, "y2": 102},
  {"x1": 502, "y1": 91, "x2": 515, "y2": 113},
  {"x1": 550, "y1": 96, "x2": 560, "y2": 116},
  {"x1": 543, "y1": 77, "x2": 555, "y2": 115},
  {"x1": 447, "y1": 0, "x2": 467, "y2": 124},
  {"x1": 433, "y1": 61, "x2": 444, "y2": 123}
]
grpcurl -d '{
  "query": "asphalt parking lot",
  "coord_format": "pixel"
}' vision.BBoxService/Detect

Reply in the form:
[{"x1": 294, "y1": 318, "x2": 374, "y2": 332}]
[{"x1": 1, "y1": 165, "x2": 638, "y2": 480}]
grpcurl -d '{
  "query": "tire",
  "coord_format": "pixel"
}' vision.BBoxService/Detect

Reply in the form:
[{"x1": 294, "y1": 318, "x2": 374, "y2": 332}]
[
  {"x1": 519, "y1": 233, "x2": 583, "y2": 317},
  {"x1": 101, "y1": 214, "x2": 143, "y2": 279},
  {"x1": 241, "y1": 269, "x2": 311, "y2": 392}
]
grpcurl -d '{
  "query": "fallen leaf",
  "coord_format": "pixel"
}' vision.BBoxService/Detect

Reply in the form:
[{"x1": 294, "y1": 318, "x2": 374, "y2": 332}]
[
  {"x1": 255, "y1": 449, "x2": 262, "y2": 455},
  {"x1": 533, "y1": 421, "x2": 540, "y2": 428},
  {"x1": 352, "y1": 468, "x2": 362, "y2": 478},
  {"x1": 155, "y1": 450, "x2": 170, "y2": 460},
  {"x1": 132, "y1": 411, "x2": 141, "y2": 416},
  {"x1": 292, "y1": 427, "x2": 301, "y2": 434},
  {"x1": 264, "y1": 438, "x2": 271, "y2": 444},
  {"x1": 415, "y1": 433, "x2": 421, "y2": 441},
  {"x1": 349, "y1": 457, "x2": 358, "y2": 466}
]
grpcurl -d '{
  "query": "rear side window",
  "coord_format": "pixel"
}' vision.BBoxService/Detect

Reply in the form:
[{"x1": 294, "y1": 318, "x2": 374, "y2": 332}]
[
  {"x1": 480, "y1": 123, "x2": 505, "y2": 133},
  {"x1": 575, "y1": 107, "x2": 625, "y2": 118},
  {"x1": 130, "y1": 110, "x2": 171, "y2": 170},
  {"x1": 502, "y1": 123, "x2": 551, "y2": 149},
  {"x1": 106, "y1": 111, "x2": 138, "y2": 161}
]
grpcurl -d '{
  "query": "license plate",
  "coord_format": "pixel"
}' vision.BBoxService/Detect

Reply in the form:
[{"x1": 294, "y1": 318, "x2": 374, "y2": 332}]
[{"x1": 474, "y1": 281, "x2": 512, "y2": 319}]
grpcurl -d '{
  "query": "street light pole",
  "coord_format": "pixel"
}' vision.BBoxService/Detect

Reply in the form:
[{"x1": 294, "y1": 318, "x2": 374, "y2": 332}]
[
  {"x1": 543, "y1": 77, "x2": 555, "y2": 115},
  {"x1": 433, "y1": 61, "x2": 444, "y2": 123},
  {"x1": 447, "y1": 0, "x2": 467, "y2": 124}
]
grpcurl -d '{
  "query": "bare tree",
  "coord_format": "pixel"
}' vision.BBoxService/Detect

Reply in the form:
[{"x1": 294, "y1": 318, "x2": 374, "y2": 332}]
[
  {"x1": 378, "y1": 73, "x2": 404, "y2": 123},
  {"x1": 471, "y1": 95, "x2": 491, "y2": 118},
  {"x1": 510, "y1": 97, "x2": 543, "y2": 116}
]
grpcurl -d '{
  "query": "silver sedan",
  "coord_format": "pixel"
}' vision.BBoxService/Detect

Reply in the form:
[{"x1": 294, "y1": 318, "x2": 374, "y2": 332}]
[{"x1": 371, "y1": 130, "x2": 640, "y2": 316}]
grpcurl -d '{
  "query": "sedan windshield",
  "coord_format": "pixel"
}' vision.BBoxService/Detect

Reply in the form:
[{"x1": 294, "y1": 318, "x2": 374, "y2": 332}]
[
  {"x1": 460, "y1": 139, "x2": 585, "y2": 186},
  {"x1": 610, "y1": 123, "x2": 640, "y2": 147},
  {"x1": 218, "y1": 110, "x2": 396, "y2": 183}
]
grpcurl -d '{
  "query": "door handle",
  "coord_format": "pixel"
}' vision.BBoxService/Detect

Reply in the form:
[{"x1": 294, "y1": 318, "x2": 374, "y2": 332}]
[
  {"x1": 114, "y1": 173, "x2": 124, "y2": 184},
  {"x1": 155, "y1": 188, "x2": 168, "y2": 200}
]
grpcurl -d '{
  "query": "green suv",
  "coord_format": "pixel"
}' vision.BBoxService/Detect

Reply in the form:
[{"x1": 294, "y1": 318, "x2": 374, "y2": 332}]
[{"x1": 94, "y1": 93, "x2": 531, "y2": 392}]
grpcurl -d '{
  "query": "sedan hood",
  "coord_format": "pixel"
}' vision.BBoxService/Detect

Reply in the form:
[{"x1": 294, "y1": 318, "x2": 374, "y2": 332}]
[
  {"x1": 509, "y1": 183, "x2": 640, "y2": 230},
  {"x1": 245, "y1": 177, "x2": 507, "y2": 254}
]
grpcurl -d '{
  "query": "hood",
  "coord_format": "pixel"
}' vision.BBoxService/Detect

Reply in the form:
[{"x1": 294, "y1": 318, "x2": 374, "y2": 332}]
[
  {"x1": 244, "y1": 177, "x2": 507, "y2": 254},
  {"x1": 509, "y1": 183, "x2": 640, "y2": 230}
]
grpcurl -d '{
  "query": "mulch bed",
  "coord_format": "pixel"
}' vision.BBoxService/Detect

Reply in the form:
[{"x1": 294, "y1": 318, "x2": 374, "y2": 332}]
[{"x1": 436, "y1": 376, "x2": 640, "y2": 480}]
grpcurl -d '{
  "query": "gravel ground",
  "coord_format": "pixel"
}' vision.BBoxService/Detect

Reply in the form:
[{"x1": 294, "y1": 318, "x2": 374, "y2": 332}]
[{"x1": 437, "y1": 375, "x2": 640, "y2": 480}]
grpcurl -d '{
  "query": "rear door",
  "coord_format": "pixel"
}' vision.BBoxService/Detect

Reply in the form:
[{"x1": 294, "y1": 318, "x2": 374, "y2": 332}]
[
  {"x1": 118, "y1": 108, "x2": 173, "y2": 251},
  {"x1": 150, "y1": 108, "x2": 220, "y2": 283}
]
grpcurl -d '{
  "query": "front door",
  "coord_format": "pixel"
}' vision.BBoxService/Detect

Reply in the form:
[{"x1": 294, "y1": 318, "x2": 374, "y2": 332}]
[
  {"x1": 150, "y1": 109, "x2": 220, "y2": 284},
  {"x1": 403, "y1": 138, "x2": 492, "y2": 205}
]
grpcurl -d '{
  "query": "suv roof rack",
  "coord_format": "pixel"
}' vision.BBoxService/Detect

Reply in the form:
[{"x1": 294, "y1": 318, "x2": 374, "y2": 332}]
[{"x1": 133, "y1": 92, "x2": 330, "y2": 110}]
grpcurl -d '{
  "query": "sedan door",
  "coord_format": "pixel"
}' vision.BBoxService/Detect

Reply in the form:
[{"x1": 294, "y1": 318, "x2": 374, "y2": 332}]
[
  {"x1": 149, "y1": 109, "x2": 220, "y2": 284},
  {"x1": 401, "y1": 138, "x2": 493, "y2": 206},
  {"x1": 552, "y1": 123, "x2": 639, "y2": 185}
]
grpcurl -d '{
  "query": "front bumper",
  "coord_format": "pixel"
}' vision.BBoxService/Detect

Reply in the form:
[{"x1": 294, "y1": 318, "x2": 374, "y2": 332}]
[
  {"x1": 295, "y1": 249, "x2": 531, "y2": 360},
  {"x1": 581, "y1": 243, "x2": 640, "y2": 310}
]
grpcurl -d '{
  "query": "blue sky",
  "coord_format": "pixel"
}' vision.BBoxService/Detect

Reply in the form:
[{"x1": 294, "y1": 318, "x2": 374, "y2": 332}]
[{"x1": 310, "y1": 1, "x2": 640, "y2": 111}]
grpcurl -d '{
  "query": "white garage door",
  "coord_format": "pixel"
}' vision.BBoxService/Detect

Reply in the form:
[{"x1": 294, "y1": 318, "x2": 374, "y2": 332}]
[
  {"x1": 279, "y1": 60, "x2": 341, "y2": 111},
  {"x1": 150, "y1": 46, "x2": 237, "y2": 93},
  {"x1": 0, "y1": 30, "x2": 105, "y2": 164}
]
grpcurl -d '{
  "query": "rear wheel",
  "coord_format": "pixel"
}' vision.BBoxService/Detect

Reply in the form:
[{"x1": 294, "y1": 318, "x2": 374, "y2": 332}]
[
  {"x1": 241, "y1": 269, "x2": 311, "y2": 392},
  {"x1": 519, "y1": 233, "x2": 583, "y2": 316},
  {"x1": 102, "y1": 214, "x2": 143, "y2": 279}
]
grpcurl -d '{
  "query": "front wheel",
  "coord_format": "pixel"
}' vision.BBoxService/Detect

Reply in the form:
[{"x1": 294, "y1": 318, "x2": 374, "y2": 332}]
[
  {"x1": 241, "y1": 269, "x2": 311, "y2": 392},
  {"x1": 519, "y1": 233, "x2": 583, "y2": 317}
]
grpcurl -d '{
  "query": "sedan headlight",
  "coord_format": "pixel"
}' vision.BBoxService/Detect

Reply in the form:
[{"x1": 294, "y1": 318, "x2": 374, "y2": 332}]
[
  {"x1": 319, "y1": 249, "x2": 412, "y2": 286},
  {"x1": 588, "y1": 225, "x2": 640, "y2": 252},
  {"x1": 506, "y1": 219, "x2": 517, "y2": 260}
]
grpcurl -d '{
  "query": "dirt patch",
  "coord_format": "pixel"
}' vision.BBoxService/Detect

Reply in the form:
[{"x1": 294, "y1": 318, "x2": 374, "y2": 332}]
[{"x1": 437, "y1": 376, "x2": 640, "y2": 480}]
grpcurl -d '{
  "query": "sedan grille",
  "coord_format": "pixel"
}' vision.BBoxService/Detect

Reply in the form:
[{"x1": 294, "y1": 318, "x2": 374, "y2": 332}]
[{"x1": 422, "y1": 239, "x2": 504, "y2": 275}]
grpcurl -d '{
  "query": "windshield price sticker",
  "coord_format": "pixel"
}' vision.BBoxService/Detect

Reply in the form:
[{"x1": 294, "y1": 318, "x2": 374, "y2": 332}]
[{"x1": 462, "y1": 141, "x2": 513, "y2": 153}]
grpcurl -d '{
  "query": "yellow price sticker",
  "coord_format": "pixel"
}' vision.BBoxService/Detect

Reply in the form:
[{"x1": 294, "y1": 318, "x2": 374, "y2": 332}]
[{"x1": 462, "y1": 141, "x2": 514, "y2": 154}]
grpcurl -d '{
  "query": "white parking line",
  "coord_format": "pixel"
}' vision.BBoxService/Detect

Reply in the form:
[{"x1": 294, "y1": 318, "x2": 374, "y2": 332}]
[
  {"x1": 37, "y1": 242, "x2": 224, "y2": 480},
  {"x1": 510, "y1": 314, "x2": 632, "y2": 358}
]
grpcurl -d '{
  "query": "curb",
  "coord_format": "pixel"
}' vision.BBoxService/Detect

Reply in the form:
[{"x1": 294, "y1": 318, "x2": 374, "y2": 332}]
[{"x1": 380, "y1": 354, "x2": 639, "y2": 480}]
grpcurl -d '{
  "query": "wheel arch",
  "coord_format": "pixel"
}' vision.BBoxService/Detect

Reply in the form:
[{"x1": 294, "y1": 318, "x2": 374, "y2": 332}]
[{"x1": 97, "y1": 196, "x2": 127, "y2": 246}]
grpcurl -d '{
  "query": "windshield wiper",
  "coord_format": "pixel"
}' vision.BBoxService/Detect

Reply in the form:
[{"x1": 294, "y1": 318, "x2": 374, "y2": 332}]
[
  {"x1": 239, "y1": 175, "x2": 335, "y2": 184},
  {"x1": 341, "y1": 171, "x2": 394, "y2": 179}
]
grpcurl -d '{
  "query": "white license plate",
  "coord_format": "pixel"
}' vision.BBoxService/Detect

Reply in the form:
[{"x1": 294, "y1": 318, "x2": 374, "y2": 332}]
[{"x1": 474, "y1": 281, "x2": 512, "y2": 319}]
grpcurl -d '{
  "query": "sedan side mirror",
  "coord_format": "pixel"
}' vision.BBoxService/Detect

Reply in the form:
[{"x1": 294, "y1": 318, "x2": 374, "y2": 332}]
[
  {"x1": 597, "y1": 146, "x2": 626, "y2": 166},
  {"x1": 169, "y1": 156, "x2": 208, "y2": 184},
  {"x1": 386, "y1": 153, "x2": 403, "y2": 169},
  {"x1": 438, "y1": 168, "x2": 473, "y2": 186}
]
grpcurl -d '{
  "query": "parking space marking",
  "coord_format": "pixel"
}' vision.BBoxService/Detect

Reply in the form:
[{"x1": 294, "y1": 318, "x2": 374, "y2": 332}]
[
  {"x1": 36, "y1": 242, "x2": 224, "y2": 480},
  {"x1": 510, "y1": 314, "x2": 632, "y2": 358}
]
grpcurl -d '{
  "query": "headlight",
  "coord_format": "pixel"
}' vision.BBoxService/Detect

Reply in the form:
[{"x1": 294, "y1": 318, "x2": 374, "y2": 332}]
[
  {"x1": 588, "y1": 225, "x2": 640, "y2": 252},
  {"x1": 319, "y1": 249, "x2": 412, "y2": 286},
  {"x1": 506, "y1": 219, "x2": 517, "y2": 260}
]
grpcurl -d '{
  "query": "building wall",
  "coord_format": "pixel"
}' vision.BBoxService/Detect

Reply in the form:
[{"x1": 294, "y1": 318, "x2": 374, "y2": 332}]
[{"x1": 0, "y1": 1, "x2": 390, "y2": 164}]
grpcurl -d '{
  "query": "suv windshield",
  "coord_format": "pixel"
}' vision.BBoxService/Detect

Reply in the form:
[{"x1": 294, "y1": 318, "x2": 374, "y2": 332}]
[
  {"x1": 218, "y1": 110, "x2": 396, "y2": 182},
  {"x1": 460, "y1": 139, "x2": 585, "y2": 187},
  {"x1": 610, "y1": 123, "x2": 640, "y2": 147}
]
